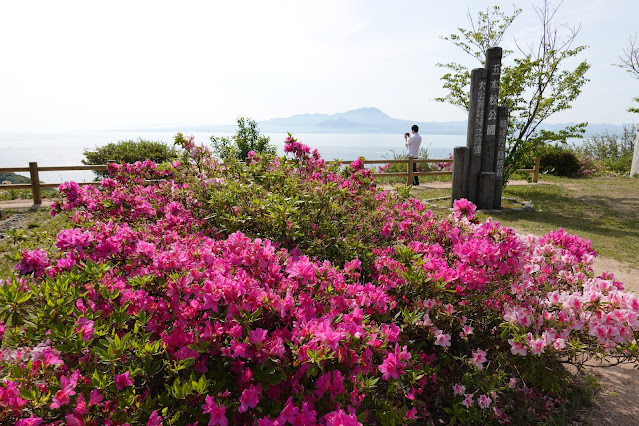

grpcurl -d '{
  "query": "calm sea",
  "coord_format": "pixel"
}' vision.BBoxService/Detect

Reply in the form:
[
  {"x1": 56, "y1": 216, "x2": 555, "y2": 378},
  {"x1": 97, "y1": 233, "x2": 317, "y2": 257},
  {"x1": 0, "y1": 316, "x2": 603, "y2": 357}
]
[{"x1": 1, "y1": 131, "x2": 465, "y2": 183}]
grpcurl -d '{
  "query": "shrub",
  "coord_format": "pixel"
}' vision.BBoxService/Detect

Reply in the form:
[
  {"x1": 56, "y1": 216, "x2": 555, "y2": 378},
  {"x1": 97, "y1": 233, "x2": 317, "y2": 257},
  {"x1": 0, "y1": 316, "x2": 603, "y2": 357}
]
[
  {"x1": 82, "y1": 139, "x2": 179, "y2": 179},
  {"x1": 573, "y1": 125, "x2": 636, "y2": 175},
  {"x1": 540, "y1": 145, "x2": 583, "y2": 176},
  {"x1": 210, "y1": 117, "x2": 276, "y2": 161},
  {"x1": 0, "y1": 137, "x2": 637, "y2": 425}
]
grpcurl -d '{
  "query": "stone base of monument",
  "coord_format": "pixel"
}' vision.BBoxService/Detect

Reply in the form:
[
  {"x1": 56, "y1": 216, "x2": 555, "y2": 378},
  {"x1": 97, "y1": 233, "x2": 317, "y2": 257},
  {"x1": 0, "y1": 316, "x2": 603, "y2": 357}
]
[{"x1": 423, "y1": 196, "x2": 533, "y2": 213}]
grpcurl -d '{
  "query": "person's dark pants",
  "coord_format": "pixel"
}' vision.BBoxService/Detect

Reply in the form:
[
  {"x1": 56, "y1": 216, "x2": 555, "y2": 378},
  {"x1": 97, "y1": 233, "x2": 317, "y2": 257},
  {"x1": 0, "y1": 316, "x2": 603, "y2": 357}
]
[{"x1": 413, "y1": 162, "x2": 419, "y2": 185}]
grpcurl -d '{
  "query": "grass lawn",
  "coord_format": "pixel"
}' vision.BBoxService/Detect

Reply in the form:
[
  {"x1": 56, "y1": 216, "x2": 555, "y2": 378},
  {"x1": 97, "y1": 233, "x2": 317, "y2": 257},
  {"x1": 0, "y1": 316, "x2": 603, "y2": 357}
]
[{"x1": 412, "y1": 176, "x2": 639, "y2": 267}]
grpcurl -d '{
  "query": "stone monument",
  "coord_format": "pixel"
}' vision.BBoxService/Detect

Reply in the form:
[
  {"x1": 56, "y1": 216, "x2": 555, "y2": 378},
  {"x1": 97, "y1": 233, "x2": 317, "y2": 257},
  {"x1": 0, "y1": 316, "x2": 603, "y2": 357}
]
[{"x1": 451, "y1": 47, "x2": 509, "y2": 210}]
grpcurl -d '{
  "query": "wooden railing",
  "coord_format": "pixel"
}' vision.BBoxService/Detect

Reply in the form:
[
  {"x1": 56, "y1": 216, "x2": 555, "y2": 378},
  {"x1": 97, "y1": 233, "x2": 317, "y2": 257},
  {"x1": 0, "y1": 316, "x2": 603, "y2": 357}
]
[
  {"x1": 0, "y1": 162, "x2": 107, "y2": 205},
  {"x1": 334, "y1": 156, "x2": 541, "y2": 186},
  {"x1": 0, "y1": 158, "x2": 540, "y2": 206},
  {"x1": 334, "y1": 158, "x2": 454, "y2": 185}
]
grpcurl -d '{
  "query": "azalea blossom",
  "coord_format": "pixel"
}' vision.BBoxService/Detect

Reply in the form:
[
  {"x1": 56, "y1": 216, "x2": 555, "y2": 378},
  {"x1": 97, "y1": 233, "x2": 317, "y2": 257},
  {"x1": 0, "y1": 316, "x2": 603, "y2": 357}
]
[
  {"x1": 478, "y1": 394, "x2": 492, "y2": 409},
  {"x1": 453, "y1": 384, "x2": 466, "y2": 395},
  {"x1": 471, "y1": 348, "x2": 487, "y2": 370},
  {"x1": 114, "y1": 371, "x2": 134, "y2": 391},
  {"x1": 434, "y1": 330, "x2": 451, "y2": 347},
  {"x1": 239, "y1": 384, "x2": 261, "y2": 413},
  {"x1": 461, "y1": 393, "x2": 474, "y2": 409}
]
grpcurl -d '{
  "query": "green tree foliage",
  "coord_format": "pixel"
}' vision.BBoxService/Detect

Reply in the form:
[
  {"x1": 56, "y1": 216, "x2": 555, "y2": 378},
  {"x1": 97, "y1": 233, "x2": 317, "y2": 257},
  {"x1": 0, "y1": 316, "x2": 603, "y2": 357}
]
[
  {"x1": 615, "y1": 34, "x2": 639, "y2": 113},
  {"x1": 575, "y1": 124, "x2": 636, "y2": 174},
  {"x1": 0, "y1": 172, "x2": 31, "y2": 184},
  {"x1": 210, "y1": 117, "x2": 276, "y2": 161},
  {"x1": 82, "y1": 139, "x2": 179, "y2": 178},
  {"x1": 435, "y1": 2, "x2": 590, "y2": 183}
]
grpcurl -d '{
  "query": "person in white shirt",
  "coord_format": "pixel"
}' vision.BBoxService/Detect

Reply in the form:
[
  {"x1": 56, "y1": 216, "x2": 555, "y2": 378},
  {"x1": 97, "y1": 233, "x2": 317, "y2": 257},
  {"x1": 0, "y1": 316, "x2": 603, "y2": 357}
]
[{"x1": 404, "y1": 125, "x2": 422, "y2": 185}]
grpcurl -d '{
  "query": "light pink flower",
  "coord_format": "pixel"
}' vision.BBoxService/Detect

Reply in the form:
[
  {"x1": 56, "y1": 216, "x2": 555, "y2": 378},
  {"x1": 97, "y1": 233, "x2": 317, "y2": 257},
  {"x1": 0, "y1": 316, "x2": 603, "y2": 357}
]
[
  {"x1": 508, "y1": 339, "x2": 527, "y2": 356},
  {"x1": 478, "y1": 394, "x2": 492, "y2": 409},
  {"x1": 453, "y1": 384, "x2": 466, "y2": 395},
  {"x1": 459, "y1": 325, "x2": 474, "y2": 337},
  {"x1": 461, "y1": 393, "x2": 474, "y2": 408},
  {"x1": 434, "y1": 330, "x2": 451, "y2": 347},
  {"x1": 471, "y1": 349, "x2": 487, "y2": 369},
  {"x1": 529, "y1": 338, "x2": 546, "y2": 356}
]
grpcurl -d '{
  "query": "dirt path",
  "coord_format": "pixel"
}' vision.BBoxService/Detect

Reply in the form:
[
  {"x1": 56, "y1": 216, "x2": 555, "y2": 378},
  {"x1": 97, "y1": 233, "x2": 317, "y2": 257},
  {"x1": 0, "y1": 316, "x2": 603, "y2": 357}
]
[{"x1": 584, "y1": 257, "x2": 639, "y2": 426}]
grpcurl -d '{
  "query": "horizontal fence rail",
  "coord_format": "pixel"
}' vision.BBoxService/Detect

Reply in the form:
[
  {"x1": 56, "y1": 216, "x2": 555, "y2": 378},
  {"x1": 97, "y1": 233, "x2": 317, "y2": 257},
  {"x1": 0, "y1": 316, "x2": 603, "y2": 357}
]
[{"x1": 1, "y1": 157, "x2": 540, "y2": 206}]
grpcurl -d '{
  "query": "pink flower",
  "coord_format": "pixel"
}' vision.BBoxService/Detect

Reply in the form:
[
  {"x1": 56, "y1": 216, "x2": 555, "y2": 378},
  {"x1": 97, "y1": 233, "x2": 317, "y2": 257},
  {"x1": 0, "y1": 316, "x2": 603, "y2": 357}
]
[
  {"x1": 324, "y1": 409, "x2": 362, "y2": 426},
  {"x1": 508, "y1": 339, "x2": 527, "y2": 356},
  {"x1": 114, "y1": 371, "x2": 134, "y2": 390},
  {"x1": 380, "y1": 222, "x2": 393, "y2": 237},
  {"x1": 553, "y1": 338, "x2": 566, "y2": 350},
  {"x1": 434, "y1": 330, "x2": 451, "y2": 347},
  {"x1": 16, "y1": 248, "x2": 50, "y2": 277},
  {"x1": 453, "y1": 384, "x2": 466, "y2": 395},
  {"x1": 378, "y1": 353, "x2": 401, "y2": 380},
  {"x1": 43, "y1": 350, "x2": 64, "y2": 367},
  {"x1": 89, "y1": 389, "x2": 104, "y2": 406},
  {"x1": 287, "y1": 257, "x2": 316, "y2": 280},
  {"x1": 74, "y1": 317, "x2": 95, "y2": 341},
  {"x1": 452, "y1": 198, "x2": 477, "y2": 219},
  {"x1": 529, "y1": 338, "x2": 545, "y2": 356},
  {"x1": 461, "y1": 393, "x2": 474, "y2": 408},
  {"x1": 65, "y1": 414, "x2": 84, "y2": 426},
  {"x1": 147, "y1": 410, "x2": 163, "y2": 426},
  {"x1": 471, "y1": 348, "x2": 487, "y2": 369},
  {"x1": 459, "y1": 325, "x2": 474, "y2": 338},
  {"x1": 202, "y1": 395, "x2": 228, "y2": 426},
  {"x1": 50, "y1": 375, "x2": 77, "y2": 409},
  {"x1": 478, "y1": 394, "x2": 492, "y2": 409},
  {"x1": 239, "y1": 384, "x2": 261, "y2": 413},
  {"x1": 329, "y1": 370, "x2": 346, "y2": 400},
  {"x1": 249, "y1": 328, "x2": 268, "y2": 344},
  {"x1": 15, "y1": 416, "x2": 43, "y2": 426},
  {"x1": 315, "y1": 320, "x2": 345, "y2": 351}
]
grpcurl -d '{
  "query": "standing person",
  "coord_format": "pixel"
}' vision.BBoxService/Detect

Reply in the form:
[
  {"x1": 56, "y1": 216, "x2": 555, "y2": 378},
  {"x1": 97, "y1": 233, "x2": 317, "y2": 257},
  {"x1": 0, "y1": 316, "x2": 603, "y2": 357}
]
[{"x1": 404, "y1": 125, "x2": 422, "y2": 185}]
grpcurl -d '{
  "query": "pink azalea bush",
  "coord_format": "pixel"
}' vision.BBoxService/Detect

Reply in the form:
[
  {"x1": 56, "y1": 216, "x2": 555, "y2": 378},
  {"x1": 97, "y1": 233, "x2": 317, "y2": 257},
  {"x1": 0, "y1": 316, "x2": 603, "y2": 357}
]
[{"x1": 0, "y1": 135, "x2": 638, "y2": 425}]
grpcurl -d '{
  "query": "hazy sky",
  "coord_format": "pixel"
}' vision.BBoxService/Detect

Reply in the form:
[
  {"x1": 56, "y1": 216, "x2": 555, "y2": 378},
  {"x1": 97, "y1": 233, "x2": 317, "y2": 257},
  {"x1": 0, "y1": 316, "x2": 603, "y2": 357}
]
[{"x1": 1, "y1": 0, "x2": 637, "y2": 132}]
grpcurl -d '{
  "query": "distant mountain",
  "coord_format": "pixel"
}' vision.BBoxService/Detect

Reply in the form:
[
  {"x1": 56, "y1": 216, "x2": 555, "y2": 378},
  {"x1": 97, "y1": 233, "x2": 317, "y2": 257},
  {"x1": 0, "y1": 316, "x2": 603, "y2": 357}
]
[
  {"x1": 256, "y1": 107, "x2": 468, "y2": 135},
  {"x1": 155, "y1": 107, "x2": 632, "y2": 137}
]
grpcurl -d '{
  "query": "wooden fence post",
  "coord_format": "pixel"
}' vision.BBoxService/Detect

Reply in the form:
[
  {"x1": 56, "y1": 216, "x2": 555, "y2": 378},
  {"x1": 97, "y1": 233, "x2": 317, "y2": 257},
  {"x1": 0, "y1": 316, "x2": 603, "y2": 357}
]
[
  {"x1": 407, "y1": 156, "x2": 414, "y2": 186},
  {"x1": 533, "y1": 157, "x2": 541, "y2": 183},
  {"x1": 29, "y1": 162, "x2": 42, "y2": 205}
]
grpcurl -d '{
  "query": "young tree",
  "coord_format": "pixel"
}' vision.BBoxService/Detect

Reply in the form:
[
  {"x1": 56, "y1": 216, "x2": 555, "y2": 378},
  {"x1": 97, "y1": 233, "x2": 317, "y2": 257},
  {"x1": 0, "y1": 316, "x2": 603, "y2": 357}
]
[
  {"x1": 435, "y1": 1, "x2": 590, "y2": 182},
  {"x1": 210, "y1": 117, "x2": 276, "y2": 161},
  {"x1": 615, "y1": 34, "x2": 639, "y2": 113}
]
